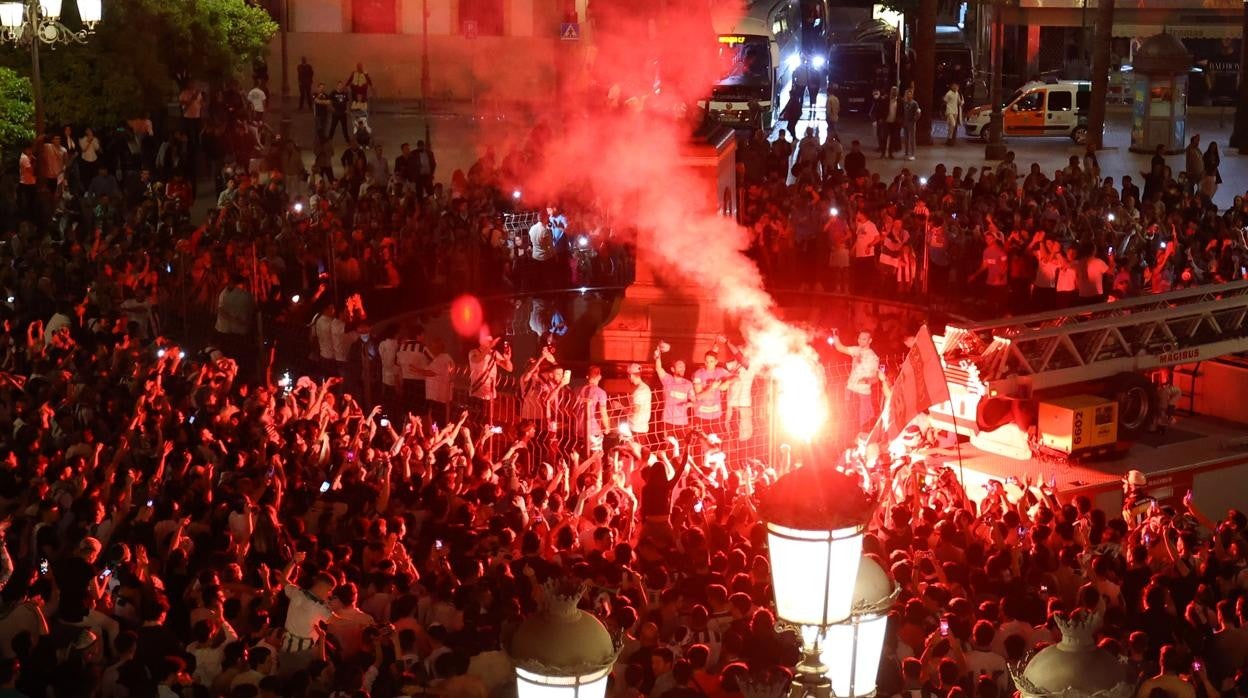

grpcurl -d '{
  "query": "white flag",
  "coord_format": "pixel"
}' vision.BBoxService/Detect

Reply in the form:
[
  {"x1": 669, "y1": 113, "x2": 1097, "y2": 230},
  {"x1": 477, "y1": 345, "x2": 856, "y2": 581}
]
[{"x1": 869, "y1": 325, "x2": 950, "y2": 446}]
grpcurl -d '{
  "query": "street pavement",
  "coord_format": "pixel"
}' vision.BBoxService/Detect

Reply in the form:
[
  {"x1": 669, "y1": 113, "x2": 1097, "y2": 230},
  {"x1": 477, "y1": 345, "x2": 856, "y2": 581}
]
[{"x1": 270, "y1": 98, "x2": 1247, "y2": 211}]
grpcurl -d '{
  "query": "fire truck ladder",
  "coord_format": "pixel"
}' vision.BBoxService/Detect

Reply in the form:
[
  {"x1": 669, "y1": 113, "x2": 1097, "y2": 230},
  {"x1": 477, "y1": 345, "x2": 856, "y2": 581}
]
[{"x1": 938, "y1": 281, "x2": 1248, "y2": 391}]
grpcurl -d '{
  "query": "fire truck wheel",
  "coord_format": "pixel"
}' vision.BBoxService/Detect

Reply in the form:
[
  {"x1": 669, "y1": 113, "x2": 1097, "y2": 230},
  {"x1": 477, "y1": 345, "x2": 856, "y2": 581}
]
[{"x1": 1112, "y1": 373, "x2": 1157, "y2": 436}]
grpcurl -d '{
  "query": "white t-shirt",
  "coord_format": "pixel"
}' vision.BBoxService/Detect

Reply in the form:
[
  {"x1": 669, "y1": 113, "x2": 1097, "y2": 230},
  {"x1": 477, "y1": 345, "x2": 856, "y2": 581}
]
[
  {"x1": 845, "y1": 346, "x2": 879, "y2": 396},
  {"x1": 378, "y1": 337, "x2": 399, "y2": 386},
  {"x1": 1077, "y1": 256, "x2": 1110, "y2": 297},
  {"x1": 630, "y1": 381, "x2": 652, "y2": 433},
  {"x1": 283, "y1": 585, "x2": 332, "y2": 638},
  {"x1": 247, "y1": 87, "x2": 267, "y2": 114},
  {"x1": 853, "y1": 222, "x2": 880, "y2": 258},
  {"x1": 331, "y1": 319, "x2": 354, "y2": 363},
  {"x1": 943, "y1": 90, "x2": 964, "y2": 119},
  {"x1": 426, "y1": 354, "x2": 455, "y2": 403},
  {"x1": 314, "y1": 314, "x2": 336, "y2": 360},
  {"x1": 529, "y1": 222, "x2": 554, "y2": 262}
]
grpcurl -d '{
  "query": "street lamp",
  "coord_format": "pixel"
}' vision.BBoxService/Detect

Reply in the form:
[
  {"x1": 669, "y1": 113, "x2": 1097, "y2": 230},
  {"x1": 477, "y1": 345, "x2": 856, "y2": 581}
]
[
  {"x1": 508, "y1": 580, "x2": 619, "y2": 698},
  {"x1": 820, "y1": 557, "x2": 898, "y2": 698},
  {"x1": 0, "y1": 0, "x2": 103, "y2": 134},
  {"x1": 760, "y1": 466, "x2": 875, "y2": 698}
]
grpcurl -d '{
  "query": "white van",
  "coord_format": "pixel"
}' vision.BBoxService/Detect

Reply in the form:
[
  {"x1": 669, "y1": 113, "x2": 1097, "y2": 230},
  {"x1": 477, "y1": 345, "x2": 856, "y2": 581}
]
[{"x1": 964, "y1": 79, "x2": 1094, "y2": 144}]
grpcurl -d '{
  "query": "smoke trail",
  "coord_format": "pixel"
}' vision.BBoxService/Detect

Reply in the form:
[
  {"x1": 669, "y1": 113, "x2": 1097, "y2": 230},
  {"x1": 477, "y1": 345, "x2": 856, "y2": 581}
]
[{"x1": 510, "y1": 0, "x2": 828, "y2": 440}]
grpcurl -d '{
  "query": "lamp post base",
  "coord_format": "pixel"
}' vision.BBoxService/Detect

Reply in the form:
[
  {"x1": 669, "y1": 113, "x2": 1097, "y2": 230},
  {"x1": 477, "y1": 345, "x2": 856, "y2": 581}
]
[{"x1": 789, "y1": 646, "x2": 832, "y2": 698}]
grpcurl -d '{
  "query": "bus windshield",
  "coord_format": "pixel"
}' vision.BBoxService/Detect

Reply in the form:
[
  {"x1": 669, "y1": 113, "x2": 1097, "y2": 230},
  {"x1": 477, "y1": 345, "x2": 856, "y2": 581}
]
[{"x1": 717, "y1": 35, "x2": 772, "y2": 85}]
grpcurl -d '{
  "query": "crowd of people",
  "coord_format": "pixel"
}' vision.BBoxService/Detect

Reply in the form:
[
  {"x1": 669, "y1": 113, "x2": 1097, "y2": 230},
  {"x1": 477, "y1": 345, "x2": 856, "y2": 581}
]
[
  {"x1": 2, "y1": 74, "x2": 1248, "y2": 698},
  {"x1": 738, "y1": 124, "x2": 1247, "y2": 316}
]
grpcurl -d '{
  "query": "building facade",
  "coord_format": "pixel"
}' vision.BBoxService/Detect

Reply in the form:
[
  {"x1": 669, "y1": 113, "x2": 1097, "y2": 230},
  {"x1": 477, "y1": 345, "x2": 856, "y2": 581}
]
[{"x1": 270, "y1": 0, "x2": 593, "y2": 103}]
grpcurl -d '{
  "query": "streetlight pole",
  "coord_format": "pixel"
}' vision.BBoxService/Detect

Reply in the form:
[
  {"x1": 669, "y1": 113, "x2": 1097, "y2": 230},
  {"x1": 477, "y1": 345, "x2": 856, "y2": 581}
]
[
  {"x1": 27, "y1": 3, "x2": 42, "y2": 133},
  {"x1": 0, "y1": 0, "x2": 103, "y2": 136},
  {"x1": 984, "y1": 0, "x2": 1007, "y2": 160}
]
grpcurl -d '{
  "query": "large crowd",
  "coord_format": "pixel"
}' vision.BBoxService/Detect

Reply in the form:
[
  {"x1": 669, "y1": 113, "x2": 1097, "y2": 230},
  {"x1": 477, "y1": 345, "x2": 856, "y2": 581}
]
[{"x1": 0, "y1": 77, "x2": 1246, "y2": 698}]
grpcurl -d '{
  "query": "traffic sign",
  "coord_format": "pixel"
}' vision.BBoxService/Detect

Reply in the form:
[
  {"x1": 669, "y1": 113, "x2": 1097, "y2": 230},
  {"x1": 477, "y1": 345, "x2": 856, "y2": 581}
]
[
  {"x1": 560, "y1": 22, "x2": 580, "y2": 40},
  {"x1": 462, "y1": 19, "x2": 479, "y2": 39}
]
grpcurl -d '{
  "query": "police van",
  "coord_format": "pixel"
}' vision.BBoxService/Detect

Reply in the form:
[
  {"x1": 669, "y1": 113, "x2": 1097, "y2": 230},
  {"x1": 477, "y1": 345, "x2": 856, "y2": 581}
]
[{"x1": 964, "y1": 79, "x2": 1093, "y2": 144}]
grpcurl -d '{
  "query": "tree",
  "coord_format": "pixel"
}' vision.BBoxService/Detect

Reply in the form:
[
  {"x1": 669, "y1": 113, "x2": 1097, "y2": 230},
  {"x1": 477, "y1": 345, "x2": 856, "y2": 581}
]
[
  {"x1": 1086, "y1": 0, "x2": 1114, "y2": 149},
  {"x1": 0, "y1": 0, "x2": 275, "y2": 128},
  {"x1": 0, "y1": 67, "x2": 34, "y2": 159}
]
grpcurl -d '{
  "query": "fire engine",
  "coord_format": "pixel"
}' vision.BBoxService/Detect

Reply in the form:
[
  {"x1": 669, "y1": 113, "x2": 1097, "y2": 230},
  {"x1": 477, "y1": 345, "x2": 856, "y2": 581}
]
[{"x1": 927, "y1": 280, "x2": 1248, "y2": 461}]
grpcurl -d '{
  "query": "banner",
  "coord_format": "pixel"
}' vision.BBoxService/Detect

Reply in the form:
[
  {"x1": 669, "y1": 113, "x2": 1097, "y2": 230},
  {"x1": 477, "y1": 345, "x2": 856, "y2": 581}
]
[{"x1": 869, "y1": 325, "x2": 950, "y2": 446}]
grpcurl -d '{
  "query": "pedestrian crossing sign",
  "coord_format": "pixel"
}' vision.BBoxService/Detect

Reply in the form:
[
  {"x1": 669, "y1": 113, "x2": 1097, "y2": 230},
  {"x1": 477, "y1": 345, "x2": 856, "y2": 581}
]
[{"x1": 561, "y1": 22, "x2": 580, "y2": 40}]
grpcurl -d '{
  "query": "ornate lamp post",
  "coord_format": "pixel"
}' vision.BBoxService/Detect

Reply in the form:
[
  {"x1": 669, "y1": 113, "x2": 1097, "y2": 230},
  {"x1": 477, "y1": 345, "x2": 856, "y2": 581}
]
[
  {"x1": 0, "y1": 0, "x2": 103, "y2": 134},
  {"x1": 1010, "y1": 608, "x2": 1133, "y2": 698},
  {"x1": 821, "y1": 557, "x2": 899, "y2": 698},
  {"x1": 760, "y1": 467, "x2": 877, "y2": 698},
  {"x1": 508, "y1": 581, "x2": 619, "y2": 698}
]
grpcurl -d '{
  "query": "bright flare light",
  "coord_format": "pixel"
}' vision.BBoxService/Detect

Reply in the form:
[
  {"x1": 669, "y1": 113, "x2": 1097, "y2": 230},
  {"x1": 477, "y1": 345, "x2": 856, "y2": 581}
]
[
  {"x1": 748, "y1": 323, "x2": 828, "y2": 442},
  {"x1": 512, "y1": 189, "x2": 523, "y2": 200},
  {"x1": 811, "y1": 54, "x2": 827, "y2": 69},
  {"x1": 786, "y1": 53, "x2": 801, "y2": 70},
  {"x1": 830, "y1": 207, "x2": 839, "y2": 217}
]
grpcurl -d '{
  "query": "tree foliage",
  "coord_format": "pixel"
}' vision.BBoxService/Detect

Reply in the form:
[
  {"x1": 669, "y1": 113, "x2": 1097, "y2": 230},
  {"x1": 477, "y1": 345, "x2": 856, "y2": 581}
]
[
  {"x1": 0, "y1": 67, "x2": 34, "y2": 157},
  {"x1": 0, "y1": 0, "x2": 276, "y2": 128}
]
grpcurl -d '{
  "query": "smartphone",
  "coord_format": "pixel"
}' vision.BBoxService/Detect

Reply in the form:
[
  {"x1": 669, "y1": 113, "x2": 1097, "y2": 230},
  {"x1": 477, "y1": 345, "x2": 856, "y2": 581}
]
[
  {"x1": 101, "y1": 567, "x2": 113, "y2": 579},
  {"x1": 1040, "y1": 584, "x2": 1049, "y2": 595},
  {"x1": 39, "y1": 558, "x2": 48, "y2": 575},
  {"x1": 694, "y1": 500, "x2": 704, "y2": 513},
  {"x1": 1193, "y1": 660, "x2": 1203, "y2": 673},
  {"x1": 379, "y1": 417, "x2": 390, "y2": 428},
  {"x1": 1017, "y1": 526, "x2": 1027, "y2": 537},
  {"x1": 146, "y1": 499, "x2": 154, "y2": 507},
  {"x1": 189, "y1": 415, "x2": 196, "y2": 424},
  {"x1": 319, "y1": 481, "x2": 331, "y2": 493},
  {"x1": 435, "y1": 539, "x2": 444, "y2": 550},
  {"x1": 939, "y1": 619, "x2": 950, "y2": 637},
  {"x1": 491, "y1": 426, "x2": 503, "y2": 434}
]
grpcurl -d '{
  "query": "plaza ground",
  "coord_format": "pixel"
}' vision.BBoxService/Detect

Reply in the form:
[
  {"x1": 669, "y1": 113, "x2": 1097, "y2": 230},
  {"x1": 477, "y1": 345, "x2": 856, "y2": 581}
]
[{"x1": 269, "y1": 98, "x2": 1247, "y2": 211}]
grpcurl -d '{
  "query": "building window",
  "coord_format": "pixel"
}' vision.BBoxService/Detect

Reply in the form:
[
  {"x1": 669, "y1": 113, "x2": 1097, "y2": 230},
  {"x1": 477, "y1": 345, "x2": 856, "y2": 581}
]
[
  {"x1": 353, "y1": 0, "x2": 397, "y2": 34},
  {"x1": 460, "y1": 0, "x2": 504, "y2": 36}
]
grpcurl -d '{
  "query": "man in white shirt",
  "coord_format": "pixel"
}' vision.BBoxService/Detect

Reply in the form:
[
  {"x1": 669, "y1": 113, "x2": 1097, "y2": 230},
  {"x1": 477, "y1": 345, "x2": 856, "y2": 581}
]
[
  {"x1": 943, "y1": 83, "x2": 964, "y2": 145},
  {"x1": 626, "y1": 363, "x2": 652, "y2": 439},
  {"x1": 313, "y1": 305, "x2": 338, "y2": 375},
  {"x1": 468, "y1": 331, "x2": 514, "y2": 405},
  {"x1": 852, "y1": 212, "x2": 880, "y2": 294},
  {"x1": 214, "y1": 275, "x2": 254, "y2": 360},
  {"x1": 247, "y1": 82, "x2": 267, "y2": 122},
  {"x1": 378, "y1": 328, "x2": 400, "y2": 407},
  {"x1": 278, "y1": 552, "x2": 337, "y2": 675},
  {"x1": 831, "y1": 329, "x2": 880, "y2": 432},
  {"x1": 424, "y1": 338, "x2": 455, "y2": 424},
  {"x1": 1076, "y1": 244, "x2": 1111, "y2": 305},
  {"x1": 396, "y1": 326, "x2": 434, "y2": 413},
  {"x1": 965, "y1": 620, "x2": 1009, "y2": 689},
  {"x1": 529, "y1": 212, "x2": 556, "y2": 288}
]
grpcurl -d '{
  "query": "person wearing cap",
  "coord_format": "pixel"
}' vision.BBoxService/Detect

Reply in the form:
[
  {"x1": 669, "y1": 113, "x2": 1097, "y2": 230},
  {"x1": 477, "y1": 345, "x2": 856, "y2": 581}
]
[
  {"x1": 1122, "y1": 470, "x2": 1156, "y2": 526},
  {"x1": 627, "y1": 363, "x2": 653, "y2": 441},
  {"x1": 575, "y1": 366, "x2": 610, "y2": 452}
]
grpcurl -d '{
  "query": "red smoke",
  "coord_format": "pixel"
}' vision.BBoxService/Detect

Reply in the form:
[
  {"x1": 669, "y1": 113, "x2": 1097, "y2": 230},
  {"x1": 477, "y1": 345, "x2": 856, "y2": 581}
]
[{"x1": 491, "y1": 0, "x2": 829, "y2": 440}]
